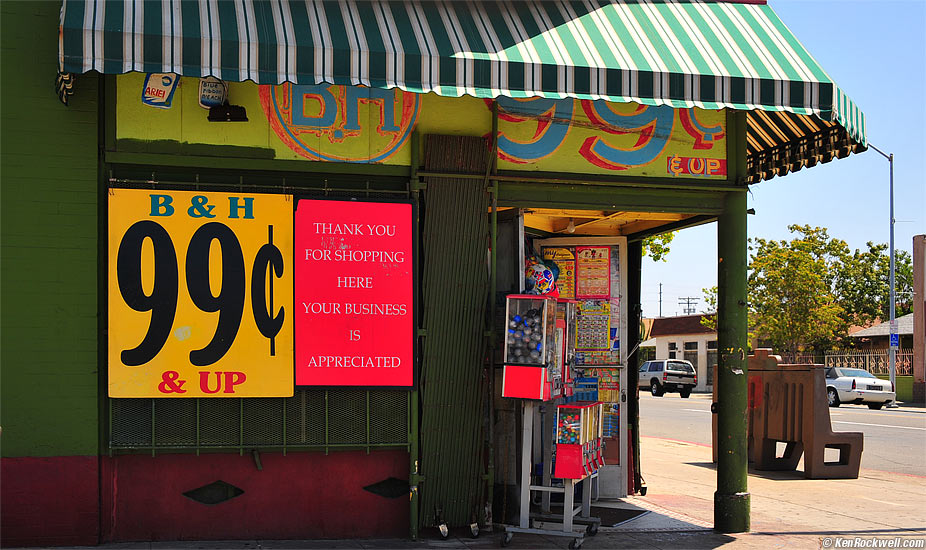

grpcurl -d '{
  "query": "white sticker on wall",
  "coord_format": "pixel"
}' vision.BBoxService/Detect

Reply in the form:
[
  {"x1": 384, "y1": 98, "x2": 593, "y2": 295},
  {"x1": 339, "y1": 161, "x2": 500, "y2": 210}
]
[{"x1": 199, "y1": 76, "x2": 227, "y2": 109}]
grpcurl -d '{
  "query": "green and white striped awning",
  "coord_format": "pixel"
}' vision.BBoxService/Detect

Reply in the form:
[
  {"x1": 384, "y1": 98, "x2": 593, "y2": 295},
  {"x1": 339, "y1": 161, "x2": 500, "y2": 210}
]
[{"x1": 58, "y1": 0, "x2": 866, "y2": 183}]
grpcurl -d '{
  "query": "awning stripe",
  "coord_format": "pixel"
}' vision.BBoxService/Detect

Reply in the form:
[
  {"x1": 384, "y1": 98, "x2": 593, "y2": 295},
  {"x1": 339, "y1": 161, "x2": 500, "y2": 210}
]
[{"x1": 59, "y1": 0, "x2": 867, "y2": 180}]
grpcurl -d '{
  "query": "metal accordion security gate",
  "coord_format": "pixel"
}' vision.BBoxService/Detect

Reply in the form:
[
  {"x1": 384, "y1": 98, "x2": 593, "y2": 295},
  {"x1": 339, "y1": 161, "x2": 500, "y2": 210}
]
[{"x1": 417, "y1": 134, "x2": 491, "y2": 529}]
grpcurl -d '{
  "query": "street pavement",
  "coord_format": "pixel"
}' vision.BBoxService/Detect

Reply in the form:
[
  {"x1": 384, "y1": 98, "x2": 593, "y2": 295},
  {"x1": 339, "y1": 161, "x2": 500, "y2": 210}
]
[{"x1": 639, "y1": 392, "x2": 926, "y2": 476}]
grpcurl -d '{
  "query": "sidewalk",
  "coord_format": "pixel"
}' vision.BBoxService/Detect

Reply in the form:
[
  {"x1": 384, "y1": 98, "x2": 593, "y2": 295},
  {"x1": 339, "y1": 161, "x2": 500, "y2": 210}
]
[
  {"x1": 619, "y1": 436, "x2": 926, "y2": 548},
  {"x1": 38, "y1": 435, "x2": 926, "y2": 550}
]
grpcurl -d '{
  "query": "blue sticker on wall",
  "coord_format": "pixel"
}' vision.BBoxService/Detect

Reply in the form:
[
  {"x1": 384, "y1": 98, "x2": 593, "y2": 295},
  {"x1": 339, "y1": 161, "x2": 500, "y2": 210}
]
[{"x1": 142, "y1": 73, "x2": 179, "y2": 109}]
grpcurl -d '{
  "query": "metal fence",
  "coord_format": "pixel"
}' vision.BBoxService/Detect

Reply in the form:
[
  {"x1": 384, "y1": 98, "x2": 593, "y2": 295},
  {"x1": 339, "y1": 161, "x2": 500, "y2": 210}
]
[
  {"x1": 776, "y1": 352, "x2": 824, "y2": 365},
  {"x1": 824, "y1": 349, "x2": 914, "y2": 376}
]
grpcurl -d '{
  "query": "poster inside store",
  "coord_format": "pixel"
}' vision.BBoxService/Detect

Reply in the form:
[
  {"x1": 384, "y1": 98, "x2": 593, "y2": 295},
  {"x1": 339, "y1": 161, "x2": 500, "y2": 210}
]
[{"x1": 541, "y1": 244, "x2": 622, "y2": 366}]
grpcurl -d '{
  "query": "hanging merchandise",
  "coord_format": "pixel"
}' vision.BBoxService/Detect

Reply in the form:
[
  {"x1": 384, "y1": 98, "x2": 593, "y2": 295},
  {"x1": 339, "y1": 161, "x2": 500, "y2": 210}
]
[
  {"x1": 608, "y1": 247, "x2": 622, "y2": 353},
  {"x1": 198, "y1": 76, "x2": 228, "y2": 108},
  {"x1": 141, "y1": 73, "x2": 179, "y2": 108},
  {"x1": 542, "y1": 247, "x2": 576, "y2": 299},
  {"x1": 593, "y1": 368, "x2": 621, "y2": 403},
  {"x1": 575, "y1": 300, "x2": 611, "y2": 357},
  {"x1": 525, "y1": 258, "x2": 557, "y2": 296}
]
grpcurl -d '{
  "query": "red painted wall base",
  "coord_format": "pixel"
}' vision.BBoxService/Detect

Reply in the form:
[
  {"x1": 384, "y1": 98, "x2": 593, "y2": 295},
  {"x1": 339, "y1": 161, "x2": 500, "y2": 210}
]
[
  {"x1": 2, "y1": 450, "x2": 409, "y2": 546},
  {"x1": 100, "y1": 450, "x2": 409, "y2": 542},
  {"x1": 1, "y1": 455, "x2": 100, "y2": 547}
]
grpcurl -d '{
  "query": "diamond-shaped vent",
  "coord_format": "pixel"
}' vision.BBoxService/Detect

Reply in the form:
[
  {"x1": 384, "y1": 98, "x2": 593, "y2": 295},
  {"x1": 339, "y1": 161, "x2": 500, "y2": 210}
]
[
  {"x1": 362, "y1": 477, "x2": 409, "y2": 499},
  {"x1": 183, "y1": 480, "x2": 244, "y2": 505}
]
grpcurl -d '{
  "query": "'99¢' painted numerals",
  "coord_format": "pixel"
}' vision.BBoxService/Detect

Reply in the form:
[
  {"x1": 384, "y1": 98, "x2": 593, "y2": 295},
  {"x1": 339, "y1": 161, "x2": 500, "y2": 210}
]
[{"x1": 116, "y1": 220, "x2": 284, "y2": 367}]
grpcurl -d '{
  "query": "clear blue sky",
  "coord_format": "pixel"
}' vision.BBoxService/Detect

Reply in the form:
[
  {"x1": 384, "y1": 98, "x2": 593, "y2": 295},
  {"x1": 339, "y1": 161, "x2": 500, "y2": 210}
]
[{"x1": 641, "y1": 0, "x2": 926, "y2": 319}]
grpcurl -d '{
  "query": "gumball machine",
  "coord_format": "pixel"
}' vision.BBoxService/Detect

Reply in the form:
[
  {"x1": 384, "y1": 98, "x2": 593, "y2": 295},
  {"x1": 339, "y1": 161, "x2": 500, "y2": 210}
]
[
  {"x1": 556, "y1": 299, "x2": 578, "y2": 396},
  {"x1": 501, "y1": 295, "x2": 559, "y2": 400},
  {"x1": 553, "y1": 401, "x2": 605, "y2": 479},
  {"x1": 586, "y1": 403, "x2": 604, "y2": 471}
]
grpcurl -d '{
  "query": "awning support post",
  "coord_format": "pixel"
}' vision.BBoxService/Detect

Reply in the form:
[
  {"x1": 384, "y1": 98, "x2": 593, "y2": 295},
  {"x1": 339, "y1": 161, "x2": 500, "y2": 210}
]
[
  {"x1": 714, "y1": 188, "x2": 750, "y2": 533},
  {"x1": 409, "y1": 130, "x2": 421, "y2": 540}
]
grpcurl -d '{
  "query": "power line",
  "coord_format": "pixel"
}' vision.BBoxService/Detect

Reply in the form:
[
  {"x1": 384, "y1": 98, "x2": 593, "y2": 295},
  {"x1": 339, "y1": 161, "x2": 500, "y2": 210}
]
[
  {"x1": 678, "y1": 296, "x2": 699, "y2": 315},
  {"x1": 659, "y1": 283, "x2": 663, "y2": 317}
]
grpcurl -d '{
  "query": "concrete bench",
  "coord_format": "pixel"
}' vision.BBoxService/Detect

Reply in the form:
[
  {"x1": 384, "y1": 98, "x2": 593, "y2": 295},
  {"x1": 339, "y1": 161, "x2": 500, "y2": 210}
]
[{"x1": 712, "y1": 349, "x2": 863, "y2": 479}]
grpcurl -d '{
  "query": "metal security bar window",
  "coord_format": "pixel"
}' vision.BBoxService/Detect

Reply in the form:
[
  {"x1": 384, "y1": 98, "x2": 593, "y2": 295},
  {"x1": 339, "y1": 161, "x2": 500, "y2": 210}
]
[
  {"x1": 110, "y1": 389, "x2": 410, "y2": 454},
  {"x1": 683, "y1": 342, "x2": 698, "y2": 372},
  {"x1": 105, "y1": 169, "x2": 415, "y2": 455}
]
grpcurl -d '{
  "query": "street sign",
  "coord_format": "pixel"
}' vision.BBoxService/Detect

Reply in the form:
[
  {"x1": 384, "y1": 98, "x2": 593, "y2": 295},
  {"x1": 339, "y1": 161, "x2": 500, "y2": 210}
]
[{"x1": 890, "y1": 333, "x2": 899, "y2": 348}]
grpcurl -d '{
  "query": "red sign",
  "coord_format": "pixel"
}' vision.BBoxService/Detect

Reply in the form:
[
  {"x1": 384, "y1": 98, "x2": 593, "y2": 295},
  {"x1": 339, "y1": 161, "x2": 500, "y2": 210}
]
[{"x1": 295, "y1": 199, "x2": 414, "y2": 386}]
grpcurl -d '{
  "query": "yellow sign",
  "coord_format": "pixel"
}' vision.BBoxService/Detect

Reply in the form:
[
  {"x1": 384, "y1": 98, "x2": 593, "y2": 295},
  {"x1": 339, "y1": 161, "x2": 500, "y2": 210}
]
[
  {"x1": 116, "y1": 75, "x2": 726, "y2": 180},
  {"x1": 108, "y1": 189, "x2": 294, "y2": 397},
  {"x1": 493, "y1": 98, "x2": 726, "y2": 178}
]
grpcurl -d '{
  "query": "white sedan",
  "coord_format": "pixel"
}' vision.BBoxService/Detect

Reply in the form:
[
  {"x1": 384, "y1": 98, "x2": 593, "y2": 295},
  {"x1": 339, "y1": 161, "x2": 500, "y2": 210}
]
[{"x1": 824, "y1": 367, "x2": 895, "y2": 410}]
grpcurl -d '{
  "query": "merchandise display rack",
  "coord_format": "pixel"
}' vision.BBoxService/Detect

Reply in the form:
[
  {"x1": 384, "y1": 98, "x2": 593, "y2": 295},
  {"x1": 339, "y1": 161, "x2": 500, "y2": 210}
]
[{"x1": 501, "y1": 400, "x2": 601, "y2": 549}]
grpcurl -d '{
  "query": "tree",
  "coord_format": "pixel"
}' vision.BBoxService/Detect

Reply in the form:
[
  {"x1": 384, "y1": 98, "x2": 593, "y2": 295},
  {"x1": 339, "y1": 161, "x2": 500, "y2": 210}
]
[
  {"x1": 700, "y1": 285, "x2": 755, "y2": 348},
  {"x1": 834, "y1": 242, "x2": 886, "y2": 328},
  {"x1": 697, "y1": 225, "x2": 912, "y2": 355},
  {"x1": 642, "y1": 232, "x2": 675, "y2": 262},
  {"x1": 748, "y1": 226, "x2": 844, "y2": 356},
  {"x1": 890, "y1": 250, "x2": 914, "y2": 318},
  {"x1": 832, "y1": 242, "x2": 914, "y2": 331},
  {"x1": 700, "y1": 286, "x2": 717, "y2": 331}
]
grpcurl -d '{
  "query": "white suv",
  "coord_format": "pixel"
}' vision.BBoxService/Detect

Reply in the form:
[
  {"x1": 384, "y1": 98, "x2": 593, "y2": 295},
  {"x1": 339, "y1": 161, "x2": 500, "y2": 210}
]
[{"x1": 638, "y1": 360, "x2": 697, "y2": 398}]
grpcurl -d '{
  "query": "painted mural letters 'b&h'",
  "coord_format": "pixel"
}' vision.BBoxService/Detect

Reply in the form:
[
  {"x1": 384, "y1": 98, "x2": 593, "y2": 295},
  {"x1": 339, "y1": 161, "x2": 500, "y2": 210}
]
[{"x1": 120, "y1": 75, "x2": 727, "y2": 178}]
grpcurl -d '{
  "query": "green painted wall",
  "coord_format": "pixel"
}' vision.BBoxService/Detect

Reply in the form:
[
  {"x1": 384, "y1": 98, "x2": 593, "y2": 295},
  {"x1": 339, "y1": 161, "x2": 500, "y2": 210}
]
[{"x1": 1, "y1": 1, "x2": 100, "y2": 457}]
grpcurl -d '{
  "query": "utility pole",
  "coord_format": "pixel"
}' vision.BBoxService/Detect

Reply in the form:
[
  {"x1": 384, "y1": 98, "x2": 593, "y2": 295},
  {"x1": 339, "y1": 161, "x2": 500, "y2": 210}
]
[
  {"x1": 659, "y1": 283, "x2": 663, "y2": 317},
  {"x1": 678, "y1": 296, "x2": 699, "y2": 315},
  {"x1": 870, "y1": 144, "x2": 898, "y2": 408}
]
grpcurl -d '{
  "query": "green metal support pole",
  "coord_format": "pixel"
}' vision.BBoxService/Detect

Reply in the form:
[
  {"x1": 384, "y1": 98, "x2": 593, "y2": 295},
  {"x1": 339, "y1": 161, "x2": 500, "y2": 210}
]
[
  {"x1": 714, "y1": 188, "x2": 749, "y2": 533},
  {"x1": 715, "y1": 109, "x2": 749, "y2": 533},
  {"x1": 409, "y1": 131, "x2": 421, "y2": 540},
  {"x1": 409, "y1": 389, "x2": 420, "y2": 539},
  {"x1": 627, "y1": 239, "x2": 643, "y2": 493}
]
